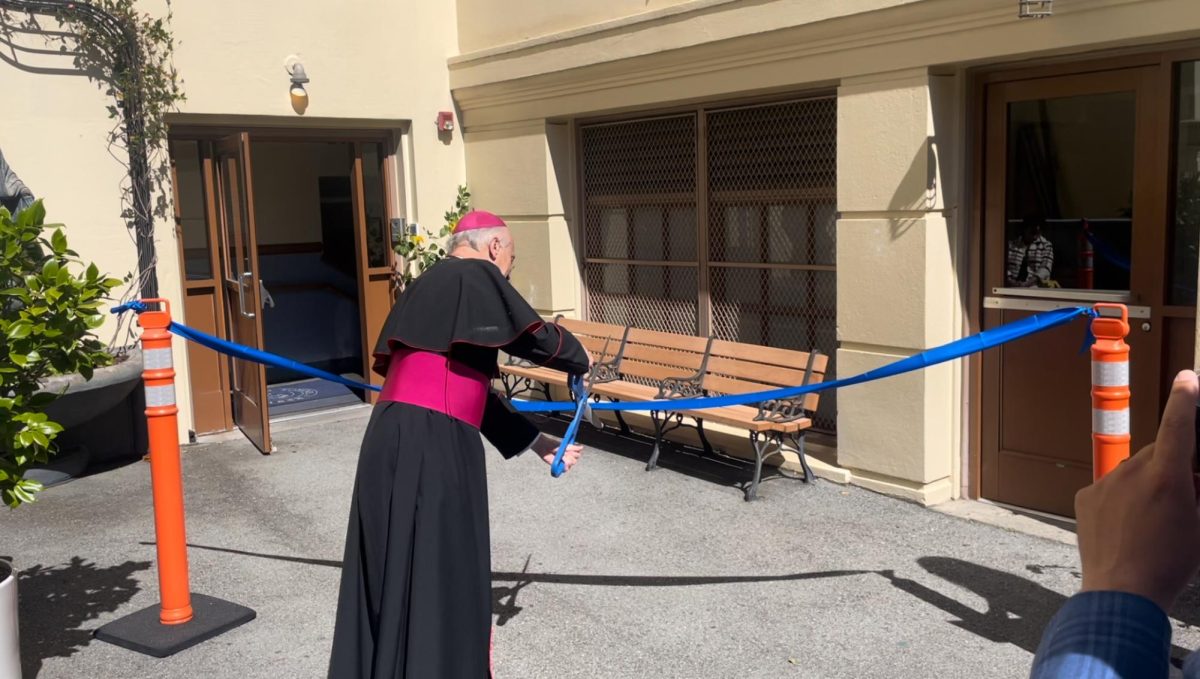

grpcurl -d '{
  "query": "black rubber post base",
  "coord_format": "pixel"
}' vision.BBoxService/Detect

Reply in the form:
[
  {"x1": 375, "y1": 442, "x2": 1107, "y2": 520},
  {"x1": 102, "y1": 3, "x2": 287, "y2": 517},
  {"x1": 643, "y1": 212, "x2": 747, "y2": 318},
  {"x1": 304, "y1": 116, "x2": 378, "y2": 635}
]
[{"x1": 94, "y1": 593, "x2": 256, "y2": 658}]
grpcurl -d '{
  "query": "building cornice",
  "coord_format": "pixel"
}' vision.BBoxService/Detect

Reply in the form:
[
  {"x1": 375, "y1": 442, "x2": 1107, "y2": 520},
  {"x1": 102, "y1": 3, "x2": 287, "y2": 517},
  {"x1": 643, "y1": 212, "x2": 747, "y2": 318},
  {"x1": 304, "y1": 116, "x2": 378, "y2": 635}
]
[{"x1": 451, "y1": 0, "x2": 1175, "y2": 126}]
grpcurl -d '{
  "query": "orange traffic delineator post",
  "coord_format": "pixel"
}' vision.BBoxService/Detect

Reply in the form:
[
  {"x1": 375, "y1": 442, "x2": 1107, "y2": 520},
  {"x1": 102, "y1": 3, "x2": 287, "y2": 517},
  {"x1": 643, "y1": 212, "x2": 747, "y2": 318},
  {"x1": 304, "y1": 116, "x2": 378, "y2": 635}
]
[
  {"x1": 95, "y1": 299, "x2": 255, "y2": 658},
  {"x1": 1090, "y1": 303, "x2": 1132, "y2": 480}
]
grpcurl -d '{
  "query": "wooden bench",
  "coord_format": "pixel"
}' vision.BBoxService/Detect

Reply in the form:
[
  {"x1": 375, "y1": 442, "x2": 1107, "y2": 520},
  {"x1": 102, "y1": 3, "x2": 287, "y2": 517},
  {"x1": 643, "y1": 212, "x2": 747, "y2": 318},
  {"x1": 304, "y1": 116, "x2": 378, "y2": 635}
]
[
  {"x1": 499, "y1": 318, "x2": 627, "y2": 402},
  {"x1": 501, "y1": 319, "x2": 827, "y2": 501},
  {"x1": 652, "y1": 337, "x2": 827, "y2": 500}
]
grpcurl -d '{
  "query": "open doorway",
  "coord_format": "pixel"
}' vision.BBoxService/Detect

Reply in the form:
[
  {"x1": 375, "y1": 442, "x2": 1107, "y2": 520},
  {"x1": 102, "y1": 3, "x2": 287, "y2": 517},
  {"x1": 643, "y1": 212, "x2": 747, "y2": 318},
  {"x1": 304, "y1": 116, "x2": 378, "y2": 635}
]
[
  {"x1": 170, "y1": 130, "x2": 397, "y2": 450},
  {"x1": 252, "y1": 141, "x2": 368, "y2": 417}
]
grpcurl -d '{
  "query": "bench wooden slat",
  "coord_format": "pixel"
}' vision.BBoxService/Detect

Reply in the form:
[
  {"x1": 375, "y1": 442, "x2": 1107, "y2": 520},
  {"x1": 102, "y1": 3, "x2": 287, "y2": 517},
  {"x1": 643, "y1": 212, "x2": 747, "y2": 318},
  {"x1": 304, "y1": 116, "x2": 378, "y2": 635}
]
[
  {"x1": 704, "y1": 355, "x2": 820, "y2": 389},
  {"x1": 624, "y1": 327, "x2": 712, "y2": 354},
  {"x1": 593, "y1": 381, "x2": 659, "y2": 401},
  {"x1": 702, "y1": 373, "x2": 820, "y2": 412},
  {"x1": 578, "y1": 335, "x2": 622, "y2": 358},
  {"x1": 614, "y1": 343, "x2": 707, "y2": 373},
  {"x1": 680, "y1": 405, "x2": 812, "y2": 433},
  {"x1": 708, "y1": 339, "x2": 829, "y2": 375},
  {"x1": 500, "y1": 365, "x2": 570, "y2": 386},
  {"x1": 617, "y1": 359, "x2": 697, "y2": 384}
]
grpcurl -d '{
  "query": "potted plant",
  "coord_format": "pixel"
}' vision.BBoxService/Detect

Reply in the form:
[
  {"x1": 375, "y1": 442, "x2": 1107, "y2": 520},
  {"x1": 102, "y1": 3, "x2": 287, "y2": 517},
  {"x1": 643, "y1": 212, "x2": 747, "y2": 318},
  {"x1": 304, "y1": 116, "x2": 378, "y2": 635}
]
[{"x1": 0, "y1": 200, "x2": 123, "y2": 677}]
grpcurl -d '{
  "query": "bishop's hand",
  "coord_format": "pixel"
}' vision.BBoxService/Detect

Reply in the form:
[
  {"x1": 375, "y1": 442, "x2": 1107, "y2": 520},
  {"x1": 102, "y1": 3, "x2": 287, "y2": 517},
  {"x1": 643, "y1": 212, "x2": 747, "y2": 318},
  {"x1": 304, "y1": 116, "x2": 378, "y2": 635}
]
[{"x1": 532, "y1": 434, "x2": 583, "y2": 474}]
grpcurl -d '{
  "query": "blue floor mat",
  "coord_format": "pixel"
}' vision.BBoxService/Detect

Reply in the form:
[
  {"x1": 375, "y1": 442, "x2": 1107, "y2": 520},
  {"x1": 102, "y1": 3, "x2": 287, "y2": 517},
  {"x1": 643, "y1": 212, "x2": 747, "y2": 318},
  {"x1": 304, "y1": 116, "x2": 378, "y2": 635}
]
[{"x1": 268, "y1": 378, "x2": 363, "y2": 416}]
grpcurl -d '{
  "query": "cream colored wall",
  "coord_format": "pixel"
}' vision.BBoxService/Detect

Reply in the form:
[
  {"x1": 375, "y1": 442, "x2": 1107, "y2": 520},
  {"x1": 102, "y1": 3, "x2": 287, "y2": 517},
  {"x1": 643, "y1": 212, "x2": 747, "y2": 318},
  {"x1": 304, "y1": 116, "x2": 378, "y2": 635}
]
[
  {"x1": 169, "y1": 0, "x2": 464, "y2": 238},
  {"x1": 0, "y1": 20, "x2": 139, "y2": 341},
  {"x1": 455, "y1": 0, "x2": 698, "y2": 53},
  {"x1": 464, "y1": 122, "x2": 580, "y2": 315},
  {"x1": 452, "y1": 0, "x2": 1200, "y2": 127},
  {"x1": 1, "y1": 0, "x2": 464, "y2": 442},
  {"x1": 449, "y1": 0, "x2": 1200, "y2": 506}
]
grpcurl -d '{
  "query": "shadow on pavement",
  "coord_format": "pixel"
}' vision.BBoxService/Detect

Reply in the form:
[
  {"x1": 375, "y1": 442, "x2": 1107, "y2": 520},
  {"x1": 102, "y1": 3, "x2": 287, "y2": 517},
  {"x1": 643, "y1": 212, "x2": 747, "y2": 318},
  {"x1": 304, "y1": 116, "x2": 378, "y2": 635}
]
[
  {"x1": 9, "y1": 556, "x2": 152, "y2": 678},
  {"x1": 155, "y1": 541, "x2": 869, "y2": 628},
  {"x1": 883, "y1": 556, "x2": 1200, "y2": 668},
  {"x1": 534, "y1": 413, "x2": 803, "y2": 499}
]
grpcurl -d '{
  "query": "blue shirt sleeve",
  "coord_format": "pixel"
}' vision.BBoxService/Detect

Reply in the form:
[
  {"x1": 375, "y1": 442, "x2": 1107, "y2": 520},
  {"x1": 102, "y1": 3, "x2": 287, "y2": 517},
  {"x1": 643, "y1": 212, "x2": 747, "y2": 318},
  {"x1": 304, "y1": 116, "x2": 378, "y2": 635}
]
[{"x1": 1030, "y1": 591, "x2": 1171, "y2": 679}]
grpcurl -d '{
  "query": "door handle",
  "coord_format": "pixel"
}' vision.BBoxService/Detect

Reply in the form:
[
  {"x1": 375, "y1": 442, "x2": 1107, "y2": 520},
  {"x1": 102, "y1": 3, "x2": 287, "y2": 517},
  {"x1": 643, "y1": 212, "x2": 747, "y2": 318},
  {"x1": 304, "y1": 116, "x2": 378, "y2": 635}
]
[
  {"x1": 239, "y1": 272, "x2": 256, "y2": 319},
  {"x1": 259, "y1": 280, "x2": 275, "y2": 309}
]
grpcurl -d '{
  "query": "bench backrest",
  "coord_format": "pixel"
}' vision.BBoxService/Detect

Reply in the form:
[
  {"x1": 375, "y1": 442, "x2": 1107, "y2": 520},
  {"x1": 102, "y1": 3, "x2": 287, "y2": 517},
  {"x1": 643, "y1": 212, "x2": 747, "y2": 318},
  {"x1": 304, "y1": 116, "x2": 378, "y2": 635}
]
[
  {"x1": 702, "y1": 339, "x2": 828, "y2": 413},
  {"x1": 614, "y1": 327, "x2": 711, "y2": 387},
  {"x1": 554, "y1": 318, "x2": 625, "y2": 364}
]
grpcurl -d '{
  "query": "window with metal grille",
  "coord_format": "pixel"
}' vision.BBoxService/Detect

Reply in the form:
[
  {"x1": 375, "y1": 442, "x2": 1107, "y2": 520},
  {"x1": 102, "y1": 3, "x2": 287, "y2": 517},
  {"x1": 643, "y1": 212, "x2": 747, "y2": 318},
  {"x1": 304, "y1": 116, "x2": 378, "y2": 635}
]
[{"x1": 580, "y1": 96, "x2": 838, "y2": 432}]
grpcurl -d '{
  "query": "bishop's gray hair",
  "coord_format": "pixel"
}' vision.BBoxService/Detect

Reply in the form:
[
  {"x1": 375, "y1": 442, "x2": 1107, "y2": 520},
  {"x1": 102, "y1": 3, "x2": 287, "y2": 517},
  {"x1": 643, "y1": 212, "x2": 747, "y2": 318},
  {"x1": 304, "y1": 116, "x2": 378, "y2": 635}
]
[{"x1": 448, "y1": 226, "x2": 507, "y2": 252}]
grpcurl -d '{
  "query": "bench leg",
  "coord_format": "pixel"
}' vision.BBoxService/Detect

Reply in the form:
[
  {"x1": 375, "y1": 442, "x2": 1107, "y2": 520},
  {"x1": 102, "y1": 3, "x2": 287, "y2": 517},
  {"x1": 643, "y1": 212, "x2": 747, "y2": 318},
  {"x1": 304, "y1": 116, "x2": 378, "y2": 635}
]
[
  {"x1": 501, "y1": 374, "x2": 516, "y2": 399},
  {"x1": 614, "y1": 408, "x2": 632, "y2": 436},
  {"x1": 695, "y1": 418, "x2": 715, "y2": 457},
  {"x1": 746, "y1": 431, "x2": 773, "y2": 501},
  {"x1": 793, "y1": 432, "x2": 816, "y2": 483},
  {"x1": 646, "y1": 411, "x2": 666, "y2": 471}
]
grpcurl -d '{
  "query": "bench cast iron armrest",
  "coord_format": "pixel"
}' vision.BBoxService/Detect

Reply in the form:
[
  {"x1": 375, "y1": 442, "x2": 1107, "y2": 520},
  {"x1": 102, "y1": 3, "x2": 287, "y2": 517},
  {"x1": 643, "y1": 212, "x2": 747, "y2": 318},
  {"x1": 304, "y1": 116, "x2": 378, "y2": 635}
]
[
  {"x1": 752, "y1": 350, "x2": 823, "y2": 424},
  {"x1": 653, "y1": 336, "x2": 715, "y2": 400}
]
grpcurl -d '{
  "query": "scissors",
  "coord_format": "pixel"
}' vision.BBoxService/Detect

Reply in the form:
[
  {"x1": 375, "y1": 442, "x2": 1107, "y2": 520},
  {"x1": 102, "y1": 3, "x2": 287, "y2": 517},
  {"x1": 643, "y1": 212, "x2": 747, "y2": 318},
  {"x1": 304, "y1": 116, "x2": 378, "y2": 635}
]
[{"x1": 550, "y1": 337, "x2": 609, "y2": 477}]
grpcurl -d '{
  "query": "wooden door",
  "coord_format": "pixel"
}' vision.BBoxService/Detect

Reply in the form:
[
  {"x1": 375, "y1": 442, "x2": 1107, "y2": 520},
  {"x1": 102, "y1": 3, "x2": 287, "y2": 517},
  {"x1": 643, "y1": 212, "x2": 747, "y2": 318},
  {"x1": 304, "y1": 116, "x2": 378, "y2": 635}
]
[
  {"x1": 169, "y1": 139, "x2": 233, "y2": 435},
  {"x1": 214, "y1": 133, "x2": 272, "y2": 453},
  {"x1": 350, "y1": 142, "x2": 396, "y2": 398},
  {"x1": 980, "y1": 67, "x2": 1167, "y2": 516}
]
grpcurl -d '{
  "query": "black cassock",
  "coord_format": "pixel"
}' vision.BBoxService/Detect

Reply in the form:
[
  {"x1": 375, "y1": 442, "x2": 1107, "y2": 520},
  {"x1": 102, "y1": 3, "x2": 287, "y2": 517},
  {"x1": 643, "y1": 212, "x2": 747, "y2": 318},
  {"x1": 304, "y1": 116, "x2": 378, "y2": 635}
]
[{"x1": 328, "y1": 257, "x2": 588, "y2": 678}]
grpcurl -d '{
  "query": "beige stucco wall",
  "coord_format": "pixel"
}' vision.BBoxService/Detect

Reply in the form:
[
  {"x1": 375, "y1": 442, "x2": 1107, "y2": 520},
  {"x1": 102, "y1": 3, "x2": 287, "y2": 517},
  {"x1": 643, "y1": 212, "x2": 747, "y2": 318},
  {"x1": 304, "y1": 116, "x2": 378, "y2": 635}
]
[
  {"x1": 464, "y1": 122, "x2": 581, "y2": 316},
  {"x1": 451, "y1": 0, "x2": 1200, "y2": 505},
  {"x1": 451, "y1": 0, "x2": 1200, "y2": 127},
  {"x1": 455, "y1": 0, "x2": 699, "y2": 54},
  {"x1": 835, "y1": 70, "x2": 961, "y2": 504},
  {"x1": 1, "y1": 0, "x2": 465, "y2": 442}
]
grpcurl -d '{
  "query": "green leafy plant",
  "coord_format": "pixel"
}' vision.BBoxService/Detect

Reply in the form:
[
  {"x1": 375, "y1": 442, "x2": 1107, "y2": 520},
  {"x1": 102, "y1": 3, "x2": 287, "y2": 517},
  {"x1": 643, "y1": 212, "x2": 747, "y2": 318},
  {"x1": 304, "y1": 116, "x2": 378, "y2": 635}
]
[
  {"x1": 393, "y1": 184, "x2": 470, "y2": 290},
  {"x1": 0, "y1": 201, "x2": 122, "y2": 507}
]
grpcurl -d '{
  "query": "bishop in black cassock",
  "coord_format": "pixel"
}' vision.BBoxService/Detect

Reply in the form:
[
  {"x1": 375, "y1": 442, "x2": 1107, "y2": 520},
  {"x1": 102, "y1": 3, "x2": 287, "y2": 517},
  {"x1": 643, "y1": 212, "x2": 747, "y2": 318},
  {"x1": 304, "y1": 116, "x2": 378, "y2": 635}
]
[{"x1": 328, "y1": 210, "x2": 590, "y2": 678}]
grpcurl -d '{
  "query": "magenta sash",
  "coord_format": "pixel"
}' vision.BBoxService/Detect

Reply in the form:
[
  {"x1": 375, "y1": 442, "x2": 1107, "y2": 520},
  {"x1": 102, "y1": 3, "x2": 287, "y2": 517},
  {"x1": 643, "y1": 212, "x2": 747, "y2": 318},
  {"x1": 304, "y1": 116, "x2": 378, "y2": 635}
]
[{"x1": 379, "y1": 349, "x2": 488, "y2": 428}]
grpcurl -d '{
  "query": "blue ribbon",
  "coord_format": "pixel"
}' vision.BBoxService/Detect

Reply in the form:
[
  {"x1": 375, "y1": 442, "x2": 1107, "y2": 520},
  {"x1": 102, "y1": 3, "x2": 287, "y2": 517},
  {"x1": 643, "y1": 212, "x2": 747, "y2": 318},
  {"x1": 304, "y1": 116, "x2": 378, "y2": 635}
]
[
  {"x1": 113, "y1": 302, "x2": 1097, "y2": 474},
  {"x1": 113, "y1": 301, "x2": 385, "y2": 395},
  {"x1": 511, "y1": 305, "x2": 1095, "y2": 413},
  {"x1": 551, "y1": 374, "x2": 588, "y2": 478}
]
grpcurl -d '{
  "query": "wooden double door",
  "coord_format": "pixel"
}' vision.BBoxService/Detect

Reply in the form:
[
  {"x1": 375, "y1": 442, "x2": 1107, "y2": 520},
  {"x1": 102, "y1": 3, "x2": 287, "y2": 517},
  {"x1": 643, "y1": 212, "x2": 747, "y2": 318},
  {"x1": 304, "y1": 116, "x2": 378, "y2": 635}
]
[
  {"x1": 172, "y1": 131, "x2": 397, "y2": 453},
  {"x1": 980, "y1": 53, "x2": 1200, "y2": 516}
]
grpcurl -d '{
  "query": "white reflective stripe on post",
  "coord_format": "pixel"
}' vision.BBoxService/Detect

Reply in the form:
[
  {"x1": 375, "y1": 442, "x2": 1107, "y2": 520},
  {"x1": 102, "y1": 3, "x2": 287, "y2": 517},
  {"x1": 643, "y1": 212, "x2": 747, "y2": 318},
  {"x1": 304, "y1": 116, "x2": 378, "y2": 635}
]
[
  {"x1": 143, "y1": 347, "x2": 173, "y2": 370},
  {"x1": 145, "y1": 384, "x2": 176, "y2": 408},
  {"x1": 1091, "y1": 361, "x2": 1129, "y2": 388},
  {"x1": 1092, "y1": 408, "x2": 1130, "y2": 436}
]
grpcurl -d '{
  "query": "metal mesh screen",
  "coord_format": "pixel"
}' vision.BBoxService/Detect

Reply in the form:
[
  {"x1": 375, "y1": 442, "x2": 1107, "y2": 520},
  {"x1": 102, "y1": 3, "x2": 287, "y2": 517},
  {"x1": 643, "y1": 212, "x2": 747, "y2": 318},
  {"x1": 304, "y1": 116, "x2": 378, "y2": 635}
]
[
  {"x1": 582, "y1": 114, "x2": 698, "y2": 334},
  {"x1": 707, "y1": 97, "x2": 838, "y2": 431},
  {"x1": 580, "y1": 96, "x2": 838, "y2": 432},
  {"x1": 585, "y1": 263, "x2": 699, "y2": 335}
]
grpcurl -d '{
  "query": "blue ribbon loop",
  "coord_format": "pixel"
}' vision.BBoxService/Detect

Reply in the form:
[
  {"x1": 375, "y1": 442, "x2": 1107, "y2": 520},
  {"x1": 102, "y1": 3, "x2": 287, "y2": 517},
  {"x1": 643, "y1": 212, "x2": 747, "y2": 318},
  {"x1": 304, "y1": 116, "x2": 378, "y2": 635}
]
[{"x1": 551, "y1": 374, "x2": 589, "y2": 478}]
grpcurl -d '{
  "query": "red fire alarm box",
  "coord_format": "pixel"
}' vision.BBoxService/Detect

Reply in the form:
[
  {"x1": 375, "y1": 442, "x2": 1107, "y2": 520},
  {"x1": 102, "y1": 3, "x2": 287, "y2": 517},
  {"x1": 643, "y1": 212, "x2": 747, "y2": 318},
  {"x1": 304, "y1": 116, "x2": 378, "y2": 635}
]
[{"x1": 437, "y1": 111, "x2": 455, "y2": 132}]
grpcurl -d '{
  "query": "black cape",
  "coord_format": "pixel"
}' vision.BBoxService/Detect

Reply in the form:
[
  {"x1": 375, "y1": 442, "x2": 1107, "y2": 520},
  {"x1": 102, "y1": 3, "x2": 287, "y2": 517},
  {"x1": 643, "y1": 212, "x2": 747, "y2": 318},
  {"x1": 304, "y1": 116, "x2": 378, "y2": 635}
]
[{"x1": 329, "y1": 257, "x2": 588, "y2": 678}]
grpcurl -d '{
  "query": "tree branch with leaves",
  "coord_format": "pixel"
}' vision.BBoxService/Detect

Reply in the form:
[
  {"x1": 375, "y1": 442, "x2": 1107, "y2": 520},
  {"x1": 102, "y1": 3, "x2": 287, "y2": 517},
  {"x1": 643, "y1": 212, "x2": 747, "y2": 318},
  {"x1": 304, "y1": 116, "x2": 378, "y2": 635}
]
[{"x1": 393, "y1": 184, "x2": 470, "y2": 290}]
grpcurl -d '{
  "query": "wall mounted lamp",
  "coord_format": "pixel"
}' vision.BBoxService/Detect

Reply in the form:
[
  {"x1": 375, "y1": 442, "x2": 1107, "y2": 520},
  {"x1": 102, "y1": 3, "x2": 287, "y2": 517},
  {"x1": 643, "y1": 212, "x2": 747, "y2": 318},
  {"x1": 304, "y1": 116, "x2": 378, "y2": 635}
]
[{"x1": 286, "y1": 60, "x2": 310, "y2": 114}]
